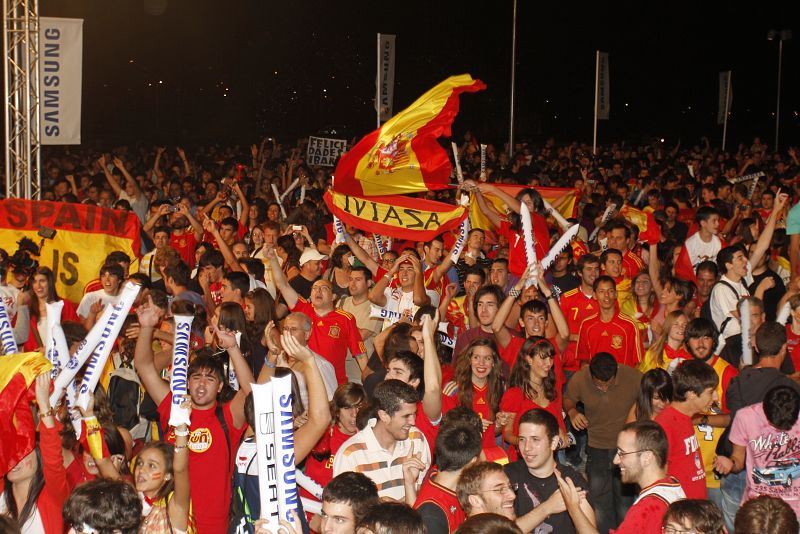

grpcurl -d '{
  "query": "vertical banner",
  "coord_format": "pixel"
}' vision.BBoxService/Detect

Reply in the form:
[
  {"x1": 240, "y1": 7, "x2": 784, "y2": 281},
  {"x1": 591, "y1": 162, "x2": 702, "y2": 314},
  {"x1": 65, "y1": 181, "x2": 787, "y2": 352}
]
[
  {"x1": 596, "y1": 51, "x2": 610, "y2": 120},
  {"x1": 168, "y1": 315, "x2": 194, "y2": 428},
  {"x1": 718, "y1": 71, "x2": 732, "y2": 125},
  {"x1": 272, "y1": 374, "x2": 299, "y2": 526},
  {"x1": 39, "y1": 17, "x2": 83, "y2": 145},
  {"x1": 376, "y1": 33, "x2": 396, "y2": 125},
  {"x1": 252, "y1": 382, "x2": 280, "y2": 530}
]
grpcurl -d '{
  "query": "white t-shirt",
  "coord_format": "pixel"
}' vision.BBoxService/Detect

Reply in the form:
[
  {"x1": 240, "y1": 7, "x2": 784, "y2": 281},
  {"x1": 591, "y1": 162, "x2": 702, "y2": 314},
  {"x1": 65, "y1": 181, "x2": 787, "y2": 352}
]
[
  {"x1": 710, "y1": 274, "x2": 751, "y2": 338},
  {"x1": 0, "y1": 284, "x2": 19, "y2": 320},
  {"x1": 0, "y1": 494, "x2": 45, "y2": 534},
  {"x1": 77, "y1": 289, "x2": 121, "y2": 319},
  {"x1": 382, "y1": 286, "x2": 439, "y2": 327},
  {"x1": 684, "y1": 232, "x2": 722, "y2": 268}
]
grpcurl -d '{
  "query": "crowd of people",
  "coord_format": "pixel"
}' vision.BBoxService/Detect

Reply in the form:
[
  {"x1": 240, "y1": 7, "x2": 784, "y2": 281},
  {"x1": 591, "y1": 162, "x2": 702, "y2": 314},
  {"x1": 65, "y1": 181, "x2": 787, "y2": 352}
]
[{"x1": 3, "y1": 133, "x2": 800, "y2": 534}]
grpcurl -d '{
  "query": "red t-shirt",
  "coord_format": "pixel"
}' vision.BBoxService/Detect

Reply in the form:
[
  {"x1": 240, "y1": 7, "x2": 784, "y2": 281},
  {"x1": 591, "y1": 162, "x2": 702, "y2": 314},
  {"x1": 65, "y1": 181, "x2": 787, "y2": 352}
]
[
  {"x1": 413, "y1": 475, "x2": 465, "y2": 534},
  {"x1": 301, "y1": 425, "x2": 351, "y2": 500},
  {"x1": 622, "y1": 250, "x2": 646, "y2": 279},
  {"x1": 171, "y1": 231, "x2": 198, "y2": 269},
  {"x1": 576, "y1": 312, "x2": 643, "y2": 367},
  {"x1": 559, "y1": 288, "x2": 598, "y2": 372},
  {"x1": 497, "y1": 214, "x2": 550, "y2": 277},
  {"x1": 499, "y1": 386, "x2": 565, "y2": 461},
  {"x1": 292, "y1": 298, "x2": 366, "y2": 383},
  {"x1": 655, "y1": 405, "x2": 707, "y2": 499},
  {"x1": 498, "y1": 334, "x2": 566, "y2": 388},
  {"x1": 441, "y1": 382, "x2": 497, "y2": 449},
  {"x1": 610, "y1": 478, "x2": 678, "y2": 534},
  {"x1": 23, "y1": 299, "x2": 80, "y2": 352},
  {"x1": 157, "y1": 393, "x2": 246, "y2": 534},
  {"x1": 787, "y1": 325, "x2": 800, "y2": 372}
]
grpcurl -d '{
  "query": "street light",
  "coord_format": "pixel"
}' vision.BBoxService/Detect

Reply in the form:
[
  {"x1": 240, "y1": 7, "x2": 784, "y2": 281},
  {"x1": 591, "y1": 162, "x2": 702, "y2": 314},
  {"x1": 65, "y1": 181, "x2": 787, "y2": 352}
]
[{"x1": 767, "y1": 29, "x2": 792, "y2": 152}]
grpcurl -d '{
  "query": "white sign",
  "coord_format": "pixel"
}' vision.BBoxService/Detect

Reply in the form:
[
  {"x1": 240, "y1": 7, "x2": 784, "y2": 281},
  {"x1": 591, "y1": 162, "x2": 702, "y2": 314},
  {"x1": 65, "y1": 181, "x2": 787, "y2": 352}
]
[
  {"x1": 39, "y1": 17, "x2": 83, "y2": 145},
  {"x1": 377, "y1": 34, "x2": 396, "y2": 122},
  {"x1": 307, "y1": 136, "x2": 347, "y2": 167}
]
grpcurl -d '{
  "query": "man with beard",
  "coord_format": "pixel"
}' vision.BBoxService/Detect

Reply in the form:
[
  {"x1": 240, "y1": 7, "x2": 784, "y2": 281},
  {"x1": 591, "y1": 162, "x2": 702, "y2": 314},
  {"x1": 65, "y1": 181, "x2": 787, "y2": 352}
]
[
  {"x1": 681, "y1": 317, "x2": 737, "y2": 510},
  {"x1": 555, "y1": 421, "x2": 685, "y2": 534},
  {"x1": 452, "y1": 285, "x2": 505, "y2": 360},
  {"x1": 504, "y1": 408, "x2": 596, "y2": 534},
  {"x1": 333, "y1": 380, "x2": 431, "y2": 501}
]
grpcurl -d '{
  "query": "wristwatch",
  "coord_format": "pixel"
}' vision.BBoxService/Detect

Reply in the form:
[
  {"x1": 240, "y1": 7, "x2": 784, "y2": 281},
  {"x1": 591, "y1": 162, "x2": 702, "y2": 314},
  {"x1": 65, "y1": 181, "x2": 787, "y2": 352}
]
[{"x1": 700, "y1": 415, "x2": 709, "y2": 426}]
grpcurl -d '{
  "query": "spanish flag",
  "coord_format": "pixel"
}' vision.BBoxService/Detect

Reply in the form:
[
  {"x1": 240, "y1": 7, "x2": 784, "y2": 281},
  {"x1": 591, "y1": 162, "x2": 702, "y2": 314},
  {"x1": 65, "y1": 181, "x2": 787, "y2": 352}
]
[
  {"x1": 0, "y1": 352, "x2": 52, "y2": 477},
  {"x1": 469, "y1": 184, "x2": 580, "y2": 232},
  {"x1": 334, "y1": 75, "x2": 485, "y2": 196},
  {"x1": 620, "y1": 205, "x2": 661, "y2": 245}
]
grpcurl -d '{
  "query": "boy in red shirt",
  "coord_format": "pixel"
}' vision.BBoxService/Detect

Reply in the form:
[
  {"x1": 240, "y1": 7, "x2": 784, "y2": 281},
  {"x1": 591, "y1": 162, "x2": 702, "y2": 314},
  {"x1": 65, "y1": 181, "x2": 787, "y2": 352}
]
[{"x1": 654, "y1": 359, "x2": 719, "y2": 499}]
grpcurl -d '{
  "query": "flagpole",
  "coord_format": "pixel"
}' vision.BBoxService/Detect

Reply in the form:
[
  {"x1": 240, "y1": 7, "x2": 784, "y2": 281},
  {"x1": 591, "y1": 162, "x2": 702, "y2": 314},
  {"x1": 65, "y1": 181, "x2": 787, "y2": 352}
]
[
  {"x1": 376, "y1": 33, "x2": 381, "y2": 129},
  {"x1": 592, "y1": 50, "x2": 600, "y2": 156},
  {"x1": 508, "y1": 0, "x2": 517, "y2": 158},
  {"x1": 722, "y1": 70, "x2": 732, "y2": 151}
]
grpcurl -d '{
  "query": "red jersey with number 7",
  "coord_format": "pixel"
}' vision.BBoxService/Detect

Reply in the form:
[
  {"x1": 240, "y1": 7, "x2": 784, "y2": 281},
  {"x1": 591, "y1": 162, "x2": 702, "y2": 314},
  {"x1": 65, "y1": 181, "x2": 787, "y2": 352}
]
[{"x1": 559, "y1": 287, "x2": 598, "y2": 371}]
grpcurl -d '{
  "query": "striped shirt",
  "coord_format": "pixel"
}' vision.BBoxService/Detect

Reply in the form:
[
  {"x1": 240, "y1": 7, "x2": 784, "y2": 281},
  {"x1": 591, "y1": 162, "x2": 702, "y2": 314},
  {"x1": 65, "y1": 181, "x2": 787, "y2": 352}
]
[{"x1": 332, "y1": 418, "x2": 431, "y2": 501}]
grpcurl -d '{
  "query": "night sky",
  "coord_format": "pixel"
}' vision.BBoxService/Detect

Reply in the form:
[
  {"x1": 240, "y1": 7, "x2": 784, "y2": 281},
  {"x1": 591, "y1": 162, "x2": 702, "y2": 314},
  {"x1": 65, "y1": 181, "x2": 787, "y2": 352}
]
[{"x1": 41, "y1": 0, "x2": 800, "y2": 149}]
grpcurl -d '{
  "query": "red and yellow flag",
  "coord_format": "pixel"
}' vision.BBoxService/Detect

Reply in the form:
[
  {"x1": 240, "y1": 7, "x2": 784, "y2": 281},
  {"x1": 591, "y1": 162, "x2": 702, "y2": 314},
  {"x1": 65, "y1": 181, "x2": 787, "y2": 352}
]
[
  {"x1": 469, "y1": 184, "x2": 580, "y2": 231},
  {"x1": 0, "y1": 199, "x2": 141, "y2": 304},
  {"x1": 334, "y1": 75, "x2": 486, "y2": 197},
  {"x1": 0, "y1": 352, "x2": 52, "y2": 478},
  {"x1": 324, "y1": 190, "x2": 467, "y2": 241},
  {"x1": 620, "y1": 205, "x2": 661, "y2": 245}
]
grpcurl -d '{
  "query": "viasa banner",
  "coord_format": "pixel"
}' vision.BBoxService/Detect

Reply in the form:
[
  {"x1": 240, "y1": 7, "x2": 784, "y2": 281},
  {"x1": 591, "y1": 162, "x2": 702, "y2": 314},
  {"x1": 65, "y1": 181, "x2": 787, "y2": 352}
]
[
  {"x1": 0, "y1": 200, "x2": 141, "y2": 304},
  {"x1": 324, "y1": 190, "x2": 467, "y2": 241}
]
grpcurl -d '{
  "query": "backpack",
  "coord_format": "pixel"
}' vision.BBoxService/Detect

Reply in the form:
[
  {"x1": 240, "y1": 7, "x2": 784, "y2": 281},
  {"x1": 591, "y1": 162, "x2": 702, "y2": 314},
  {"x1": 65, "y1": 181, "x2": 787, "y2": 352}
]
[
  {"x1": 107, "y1": 365, "x2": 143, "y2": 430},
  {"x1": 699, "y1": 279, "x2": 738, "y2": 334}
]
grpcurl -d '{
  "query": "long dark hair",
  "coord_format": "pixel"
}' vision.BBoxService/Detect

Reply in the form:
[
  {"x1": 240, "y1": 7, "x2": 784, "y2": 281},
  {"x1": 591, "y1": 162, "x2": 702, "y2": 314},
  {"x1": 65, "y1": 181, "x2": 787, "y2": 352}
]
[
  {"x1": 3, "y1": 440, "x2": 45, "y2": 526},
  {"x1": 636, "y1": 368, "x2": 673, "y2": 421},
  {"x1": 245, "y1": 288, "x2": 275, "y2": 345},
  {"x1": 510, "y1": 188, "x2": 545, "y2": 231},
  {"x1": 453, "y1": 338, "x2": 503, "y2": 419},
  {"x1": 277, "y1": 235, "x2": 301, "y2": 271},
  {"x1": 29, "y1": 266, "x2": 60, "y2": 323},
  {"x1": 509, "y1": 336, "x2": 557, "y2": 402}
]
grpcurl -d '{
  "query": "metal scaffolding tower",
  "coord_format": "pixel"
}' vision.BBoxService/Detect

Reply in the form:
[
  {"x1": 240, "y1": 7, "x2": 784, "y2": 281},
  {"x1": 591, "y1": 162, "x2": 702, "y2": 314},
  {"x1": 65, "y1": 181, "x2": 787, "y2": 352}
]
[{"x1": 4, "y1": 0, "x2": 40, "y2": 199}]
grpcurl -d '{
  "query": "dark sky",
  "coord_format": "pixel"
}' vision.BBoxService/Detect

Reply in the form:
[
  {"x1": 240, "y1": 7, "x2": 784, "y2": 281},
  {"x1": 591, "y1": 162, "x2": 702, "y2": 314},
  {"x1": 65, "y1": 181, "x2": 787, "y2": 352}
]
[{"x1": 42, "y1": 0, "x2": 800, "y2": 149}]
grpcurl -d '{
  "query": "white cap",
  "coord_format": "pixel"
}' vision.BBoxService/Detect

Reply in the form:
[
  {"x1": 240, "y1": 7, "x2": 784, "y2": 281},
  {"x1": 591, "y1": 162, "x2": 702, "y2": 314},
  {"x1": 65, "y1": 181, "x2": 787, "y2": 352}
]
[{"x1": 300, "y1": 248, "x2": 328, "y2": 266}]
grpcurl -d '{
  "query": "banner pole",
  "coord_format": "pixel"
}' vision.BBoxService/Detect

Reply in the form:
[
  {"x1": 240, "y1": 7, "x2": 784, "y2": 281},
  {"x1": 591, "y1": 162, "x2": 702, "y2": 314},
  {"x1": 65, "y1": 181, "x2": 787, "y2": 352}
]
[
  {"x1": 593, "y1": 50, "x2": 600, "y2": 156},
  {"x1": 722, "y1": 71, "x2": 731, "y2": 151},
  {"x1": 508, "y1": 0, "x2": 517, "y2": 158}
]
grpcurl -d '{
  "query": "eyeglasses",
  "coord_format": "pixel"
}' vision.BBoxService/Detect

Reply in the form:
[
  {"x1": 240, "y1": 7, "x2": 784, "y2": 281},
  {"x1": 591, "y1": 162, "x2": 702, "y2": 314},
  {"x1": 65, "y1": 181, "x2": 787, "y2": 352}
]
[
  {"x1": 480, "y1": 483, "x2": 518, "y2": 495},
  {"x1": 615, "y1": 448, "x2": 651, "y2": 458}
]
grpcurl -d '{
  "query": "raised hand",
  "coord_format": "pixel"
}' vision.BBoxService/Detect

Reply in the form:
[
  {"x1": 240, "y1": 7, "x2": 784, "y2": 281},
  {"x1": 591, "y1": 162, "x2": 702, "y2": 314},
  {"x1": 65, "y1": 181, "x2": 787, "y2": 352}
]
[
  {"x1": 281, "y1": 330, "x2": 313, "y2": 362},
  {"x1": 135, "y1": 296, "x2": 163, "y2": 328}
]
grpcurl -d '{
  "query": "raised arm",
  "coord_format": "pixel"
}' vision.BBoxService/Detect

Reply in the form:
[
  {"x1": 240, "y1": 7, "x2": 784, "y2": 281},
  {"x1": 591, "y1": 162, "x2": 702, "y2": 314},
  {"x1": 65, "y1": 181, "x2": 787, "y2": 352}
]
[
  {"x1": 230, "y1": 179, "x2": 250, "y2": 227},
  {"x1": 176, "y1": 146, "x2": 191, "y2": 178},
  {"x1": 177, "y1": 202, "x2": 204, "y2": 241},
  {"x1": 538, "y1": 269, "x2": 569, "y2": 350},
  {"x1": 203, "y1": 218, "x2": 244, "y2": 272},
  {"x1": 113, "y1": 157, "x2": 142, "y2": 197},
  {"x1": 369, "y1": 256, "x2": 402, "y2": 307},
  {"x1": 133, "y1": 297, "x2": 169, "y2": 405},
  {"x1": 408, "y1": 254, "x2": 431, "y2": 307},
  {"x1": 144, "y1": 204, "x2": 171, "y2": 238},
  {"x1": 201, "y1": 191, "x2": 227, "y2": 219},
  {"x1": 98, "y1": 155, "x2": 122, "y2": 197},
  {"x1": 265, "y1": 245, "x2": 299, "y2": 309},
  {"x1": 345, "y1": 233, "x2": 379, "y2": 275},
  {"x1": 282, "y1": 332, "x2": 332, "y2": 463},
  {"x1": 492, "y1": 270, "x2": 528, "y2": 347},
  {"x1": 648, "y1": 243, "x2": 666, "y2": 297},
  {"x1": 218, "y1": 327, "x2": 255, "y2": 429},
  {"x1": 749, "y1": 190, "x2": 789, "y2": 270},
  {"x1": 478, "y1": 182, "x2": 521, "y2": 214},
  {"x1": 421, "y1": 313, "x2": 442, "y2": 422},
  {"x1": 153, "y1": 146, "x2": 165, "y2": 181},
  {"x1": 169, "y1": 399, "x2": 191, "y2": 533}
]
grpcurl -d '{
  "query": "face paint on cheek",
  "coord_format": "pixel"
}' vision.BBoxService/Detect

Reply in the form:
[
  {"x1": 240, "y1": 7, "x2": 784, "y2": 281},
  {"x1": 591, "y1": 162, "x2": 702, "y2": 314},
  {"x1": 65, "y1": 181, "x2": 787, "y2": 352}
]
[{"x1": 151, "y1": 473, "x2": 163, "y2": 481}]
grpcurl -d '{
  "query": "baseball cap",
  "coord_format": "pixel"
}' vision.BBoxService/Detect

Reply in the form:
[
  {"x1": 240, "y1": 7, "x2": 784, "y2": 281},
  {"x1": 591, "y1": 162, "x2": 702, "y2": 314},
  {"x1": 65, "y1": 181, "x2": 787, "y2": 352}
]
[{"x1": 300, "y1": 248, "x2": 328, "y2": 266}]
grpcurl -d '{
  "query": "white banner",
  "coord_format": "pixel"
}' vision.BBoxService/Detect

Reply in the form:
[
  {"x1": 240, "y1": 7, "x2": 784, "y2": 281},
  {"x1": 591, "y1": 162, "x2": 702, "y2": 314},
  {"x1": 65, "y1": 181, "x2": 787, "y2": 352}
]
[
  {"x1": 377, "y1": 34, "x2": 396, "y2": 122},
  {"x1": 273, "y1": 374, "x2": 299, "y2": 526},
  {"x1": 718, "y1": 71, "x2": 732, "y2": 125},
  {"x1": 306, "y1": 137, "x2": 347, "y2": 167},
  {"x1": 252, "y1": 382, "x2": 280, "y2": 529},
  {"x1": 168, "y1": 315, "x2": 194, "y2": 428},
  {"x1": 596, "y1": 51, "x2": 610, "y2": 121},
  {"x1": 39, "y1": 17, "x2": 83, "y2": 145},
  {"x1": 0, "y1": 296, "x2": 17, "y2": 355}
]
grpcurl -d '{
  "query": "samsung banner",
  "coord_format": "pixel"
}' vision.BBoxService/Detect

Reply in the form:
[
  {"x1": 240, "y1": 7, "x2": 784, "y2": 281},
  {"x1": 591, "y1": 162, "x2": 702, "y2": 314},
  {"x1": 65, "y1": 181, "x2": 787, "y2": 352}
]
[{"x1": 39, "y1": 17, "x2": 83, "y2": 145}]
